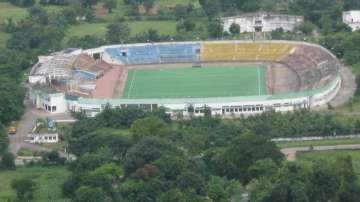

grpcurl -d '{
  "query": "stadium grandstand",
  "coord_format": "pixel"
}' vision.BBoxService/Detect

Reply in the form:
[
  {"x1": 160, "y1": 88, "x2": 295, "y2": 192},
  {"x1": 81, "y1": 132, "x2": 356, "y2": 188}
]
[{"x1": 28, "y1": 40, "x2": 343, "y2": 117}]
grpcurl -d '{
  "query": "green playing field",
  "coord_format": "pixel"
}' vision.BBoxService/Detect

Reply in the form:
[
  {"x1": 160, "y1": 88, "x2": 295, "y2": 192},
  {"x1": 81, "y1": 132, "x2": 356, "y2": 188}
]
[{"x1": 123, "y1": 66, "x2": 267, "y2": 99}]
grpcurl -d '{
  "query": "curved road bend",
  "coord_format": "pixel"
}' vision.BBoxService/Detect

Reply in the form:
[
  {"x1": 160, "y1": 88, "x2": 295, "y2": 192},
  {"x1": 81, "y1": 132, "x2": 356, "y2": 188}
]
[{"x1": 281, "y1": 144, "x2": 360, "y2": 161}]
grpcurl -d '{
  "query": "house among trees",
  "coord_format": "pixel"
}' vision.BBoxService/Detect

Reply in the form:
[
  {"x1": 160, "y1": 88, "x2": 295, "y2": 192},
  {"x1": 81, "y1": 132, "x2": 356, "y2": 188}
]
[
  {"x1": 222, "y1": 12, "x2": 304, "y2": 33},
  {"x1": 343, "y1": 10, "x2": 360, "y2": 31}
]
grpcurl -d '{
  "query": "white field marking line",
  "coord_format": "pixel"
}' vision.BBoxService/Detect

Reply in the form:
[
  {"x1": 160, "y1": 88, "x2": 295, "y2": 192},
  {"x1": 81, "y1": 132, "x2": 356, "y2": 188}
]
[
  {"x1": 127, "y1": 69, "x2": 137, "y2": 98},
  {"x1": 257, "y1": 66, "x2": 261, "y2": 95},
  {"x1": 156, "y1": 67, "x2": 236, "y2": 77}
]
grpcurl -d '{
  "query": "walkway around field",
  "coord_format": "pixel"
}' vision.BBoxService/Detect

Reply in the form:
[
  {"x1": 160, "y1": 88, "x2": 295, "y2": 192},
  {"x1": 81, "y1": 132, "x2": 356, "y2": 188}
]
[
  {"x1": 281, "y1": 144, "x2": 360, "y2": 161},
  {"x1": 329, "y1": 65, "x2": 356, "y2": 107}
]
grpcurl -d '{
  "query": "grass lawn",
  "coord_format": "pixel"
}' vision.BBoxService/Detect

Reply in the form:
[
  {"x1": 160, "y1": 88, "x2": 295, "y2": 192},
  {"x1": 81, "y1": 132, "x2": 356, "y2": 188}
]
[
  {"x1": 0, "y1": 166, "x2": 70, "y2": 202},
  {"x1": 298, "y1": 150, "x2": 360, "y2": 179},
  {"x1": 0, "y1": 2, "x2": 27, "y2": 23},
  {"x1": 0, "y1": 32, "x2": 9, "y2": 48},
  {"x1": 156, "y1": 0, "x2": 200, "y2": 7},
  {"x1": 66, "y1": 20, "x2": 177, "y2": 41},
  {"x1": 277, "y1": 138, "x2": 360, "y2": 148},
  {"x1": 123, "y1": 65, "x2": 267, "y2": 99}
]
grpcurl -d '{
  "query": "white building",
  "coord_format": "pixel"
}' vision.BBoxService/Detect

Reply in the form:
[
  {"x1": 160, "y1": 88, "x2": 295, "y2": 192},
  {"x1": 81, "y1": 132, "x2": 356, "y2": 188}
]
[
  {"x1": 27, "y1": 133, "x2": 59, "y2": 144},
  {"x1": 222, "y1": 12, "x2": 304, "y2": 33},
  {"x1": 72, "y1": 75, "x2": 341, "y2": 118},
  {"x1": 30, "y1": 90, "x2": 68, "y2": 114},
  {"x1": 343, "y1": 11, "x2": 360, "y2": 31}
]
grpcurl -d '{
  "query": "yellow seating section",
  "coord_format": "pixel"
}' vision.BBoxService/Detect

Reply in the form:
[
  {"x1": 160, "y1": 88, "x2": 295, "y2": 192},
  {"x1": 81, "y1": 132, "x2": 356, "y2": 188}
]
[{"x1": 201, "y1": 43, "x2": 295, "y2": 62}]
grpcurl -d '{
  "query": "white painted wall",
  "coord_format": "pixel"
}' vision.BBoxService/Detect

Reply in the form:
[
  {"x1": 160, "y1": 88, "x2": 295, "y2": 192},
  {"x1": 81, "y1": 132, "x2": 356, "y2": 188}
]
[
  {"x1": 27, "y1": 133, "x2": 59, "y2": 144},
  {"x1": 222, "y1": 13, "x2": 304, "y2": 33},
  {"x1": 343, "y1": 11, "x2": 360, "y2": 31},
  {"x1": 41, "y1": 93, "x2": 68, "y2": 114},
  {"x1": 29, "y1": 75, "x2": 47, "y2": 84}
]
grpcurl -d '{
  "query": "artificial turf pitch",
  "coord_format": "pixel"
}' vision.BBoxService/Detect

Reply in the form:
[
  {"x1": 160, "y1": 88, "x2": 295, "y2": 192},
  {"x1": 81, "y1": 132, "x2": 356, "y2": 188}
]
[{"x1": 123, "y1": 66, "x2": 267, "y2": 99}]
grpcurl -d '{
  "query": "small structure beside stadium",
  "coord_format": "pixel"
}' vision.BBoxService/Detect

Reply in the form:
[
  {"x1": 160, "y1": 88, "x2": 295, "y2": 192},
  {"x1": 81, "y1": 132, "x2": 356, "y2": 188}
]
[
  {"x1": 26, "y1": 118, "x2": 59, "y2": 144},
  {"x1": 222, "y1": 12, "x2": 304, "y2": 33},
  {"x1": 343, "y1": 10, "x2": 360, "y2": 31},
  {"x1": 28, "y1": 40, "x2": 343, "y2": 118},
  {"x1": 27, "y1": 133, "x2": 59, "y2": 144}
]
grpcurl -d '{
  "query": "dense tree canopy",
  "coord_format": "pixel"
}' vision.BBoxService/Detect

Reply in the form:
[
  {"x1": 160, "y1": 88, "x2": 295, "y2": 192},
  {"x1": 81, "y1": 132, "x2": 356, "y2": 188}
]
[
  {"x1": 0, "y1": 124, "x2": 9, "y2": 155},
  {"x1": 11, "y1": 178, "x2": 36, "y2": 201},
  {"x1": 62, "y1": 107, "x2": 360, "y2": 201},
  {"x1": 250, "y1": 157, "x2": 360, "y2": 202}
]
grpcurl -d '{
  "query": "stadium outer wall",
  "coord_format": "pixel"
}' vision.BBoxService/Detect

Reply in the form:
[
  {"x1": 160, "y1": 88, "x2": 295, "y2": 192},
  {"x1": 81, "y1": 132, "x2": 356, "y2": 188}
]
[{"x1": 68, "y1": 40, "x2": 342, "y2": 117}]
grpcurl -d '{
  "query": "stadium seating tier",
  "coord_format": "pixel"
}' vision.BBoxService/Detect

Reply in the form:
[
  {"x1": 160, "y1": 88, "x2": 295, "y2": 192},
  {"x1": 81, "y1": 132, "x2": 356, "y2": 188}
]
[{"x1": 104, "y1": 42, "x2": 339, "y2": 92}]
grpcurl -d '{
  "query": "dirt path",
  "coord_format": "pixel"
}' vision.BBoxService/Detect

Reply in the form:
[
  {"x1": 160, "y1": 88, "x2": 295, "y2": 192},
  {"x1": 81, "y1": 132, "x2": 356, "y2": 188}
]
[{"x1": 281, "y1": 144, "x2": 360, "y2": 161}]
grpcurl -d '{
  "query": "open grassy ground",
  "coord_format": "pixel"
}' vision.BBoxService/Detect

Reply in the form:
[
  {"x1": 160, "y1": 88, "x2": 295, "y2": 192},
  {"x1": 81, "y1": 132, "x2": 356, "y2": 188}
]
[
  {"x1": 298, "y1": 150, "x2": 360, "y2": 179},
  {"x1": 123, "y1": 65, "x2": 267, "y2": 99},
  {"x1": 0, "y1": 166, "x2": 70, "y2": 202},
  {"x1": 277, "y1": 138, "x2": 360, "y2": 148},
  {"x1": 156, "y1": 0, "x2": 200, "y2": 7},
  {"x1": 66, "y1": 20, "x2": 177, "y2": 41},
  {"x1": 0, "y1": 2, "x2": 27, "y2": 22},
  {"x1": 0, "y1": 32, "x2": 9, "y2": 48}
]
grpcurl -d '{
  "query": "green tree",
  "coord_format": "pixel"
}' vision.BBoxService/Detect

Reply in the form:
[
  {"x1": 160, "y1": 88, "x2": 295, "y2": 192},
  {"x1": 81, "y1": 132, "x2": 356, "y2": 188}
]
[
  {"x1": 80, "y1": 0, "x2": 100, "y2": 8},
  {"x1": 229, "y1": 23, "x2": 240, "y2": 35},
  {"x1": 11, "y1": 178, "x2": 36, "y2": 201},
  {"x1": 207, "y1": 18, "x2": 223, "y2": 39},
  {"x1": 123, "y1": 137, "x2": 181, "y2": 175},
  {"x1": 106, "y1": 22, "x2": 131, "y2": 44},
  {"x1": 130, "y1": 116, "x2": 171, "y2": 141},
  {"x1": 103, "y1": 0, "x2": 117, "y2": 13},
  {"x1": 9, "y1": 0, "x2": 35, "y2": 7},
  {"x1": 82, "y1": 163, "x2": 123, "y2": 195},
  {"x1": 177, "y1": 18, "x2": 196, "y2": 32},
  {"x1": 0, "y1": 77, "x2": 25, "y2": 125},
  {"x1": 295, "y1": 21, "x2": 316, "y2": 35},
  {"x1": 334, "y1": 156, "x2": 360, "y2": 202},
  {"x1": 0, "y1": 123, "x2": 9, "y2": 154},
  {"x1": 176, "y1": 171, "x2": 207, "y2": 196},
  {"x1": 208, "y1": 132, "x2": 283, "y2": 183},
  {"x1": 208, "y1": 176, "x2": 228, "y2": 202},
  {"x1": 157, "y1": 188, "x2": 185, "y2": 202},
  {"x1": 198, "y1": 0, "x2": 221, "y2": 17},
  {"x1": 42, "y1": 150, "x2": 65, "y2": 165},
  {"x1": 250, "y1": 162, "x2": 311, "y2": 202},
  {"x1": 248, "y1": 158, "x2": 279, "y2": 180},
  {"x1": 143, "y1": 0, "x2": 155, "y2": 11},
  {"x1": 74, "y1": 186, "x2": 110, "y2": 202},
  {"x1": 153, "y1": 155, "x2": 187, "y2": 180},
  {"x1": 1, "y1": 152, "x2": 16, "y2": 170}
]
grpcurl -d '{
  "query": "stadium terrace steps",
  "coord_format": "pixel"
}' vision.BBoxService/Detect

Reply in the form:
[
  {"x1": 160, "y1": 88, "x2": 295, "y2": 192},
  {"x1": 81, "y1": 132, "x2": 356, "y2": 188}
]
[
  {"x1": 157, "y1": 44, "x2": 200, "y2": 63},
  {"x1": 105, "y1": 43, "x2": 295, "y2": 65},
  {"x1": 103, "y1": 41, "x2": 339, "y2": 93},
  {"x1": 201, "y1": 43, "x2": 295, "y2": 61},
  {"x1": 280, "y1": 45, "x2": 338, "y2": 91},
  {"x1": 105, "y1": 43, "x2": 201, "y2": 65}
]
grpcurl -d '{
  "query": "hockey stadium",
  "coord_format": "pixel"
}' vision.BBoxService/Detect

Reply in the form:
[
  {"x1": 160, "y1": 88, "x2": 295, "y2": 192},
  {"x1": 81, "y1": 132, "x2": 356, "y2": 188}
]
[{"x1": 28, "y1": 40, "x2": 344, "y2": 117}]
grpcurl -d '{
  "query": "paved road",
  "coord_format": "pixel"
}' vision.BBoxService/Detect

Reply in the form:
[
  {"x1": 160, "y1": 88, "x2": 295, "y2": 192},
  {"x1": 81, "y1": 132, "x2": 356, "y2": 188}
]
[
  {"x1": 9, "y1": 99, "x2": 73, "y2": 156},
  {"x1": 281, "y1": 144, "x2": 360, "y2": 161},
  {"x1": 329, "y1": 65, "x2": 356, "y2": 107}
]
